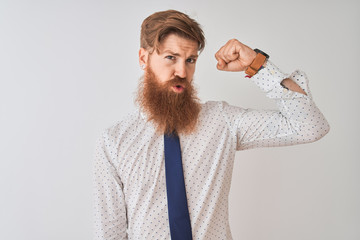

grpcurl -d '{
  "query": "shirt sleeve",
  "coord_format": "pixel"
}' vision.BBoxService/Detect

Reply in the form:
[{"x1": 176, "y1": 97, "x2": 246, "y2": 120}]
[
  {"x1": 235, "y1": 60, "x2": 330, "y2": 150},
  {"x1": 93, "y1": 130, "x2": 128, "y2": 239}
]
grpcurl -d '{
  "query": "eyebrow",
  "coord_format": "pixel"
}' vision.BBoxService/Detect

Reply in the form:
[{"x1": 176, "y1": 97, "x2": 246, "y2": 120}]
[{"x1": 162, "y1": 50, "x2": 198, "y2": 58}]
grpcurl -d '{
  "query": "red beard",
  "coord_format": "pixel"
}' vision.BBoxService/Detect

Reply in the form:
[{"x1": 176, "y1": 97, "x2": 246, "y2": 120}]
[{"x1": 136, "y1": 66, "x2": 201, "y2": 135}]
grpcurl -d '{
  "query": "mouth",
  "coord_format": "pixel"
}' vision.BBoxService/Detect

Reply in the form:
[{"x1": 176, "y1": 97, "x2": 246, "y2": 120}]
[{"x1": 172, "y1": 84, "x2": 185, "y2": 93}]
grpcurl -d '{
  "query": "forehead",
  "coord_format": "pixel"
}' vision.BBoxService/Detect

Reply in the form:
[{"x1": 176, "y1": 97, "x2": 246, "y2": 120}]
[{"x1": 158, "y1": 34, "x2": 199, "y2": 56}]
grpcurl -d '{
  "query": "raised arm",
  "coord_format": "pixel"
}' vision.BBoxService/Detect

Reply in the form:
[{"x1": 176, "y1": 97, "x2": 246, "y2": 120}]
[
  {"x1": 215, "y1": 39, "x2": 307, "y2": 95},
  {"x1": 215, "y1": 39, "x2": 330, "y2": 150}
]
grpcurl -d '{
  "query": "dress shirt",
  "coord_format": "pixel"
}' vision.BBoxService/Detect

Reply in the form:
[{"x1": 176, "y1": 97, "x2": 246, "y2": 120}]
[{"x1": 93, "y1": 61, "x2": 330, "y2": 240}]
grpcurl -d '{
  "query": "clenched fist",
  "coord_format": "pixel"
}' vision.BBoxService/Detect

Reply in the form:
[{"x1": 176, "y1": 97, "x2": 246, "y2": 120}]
[{"x1": 215, "y1": 39, "x2": 257, "y2": 72}]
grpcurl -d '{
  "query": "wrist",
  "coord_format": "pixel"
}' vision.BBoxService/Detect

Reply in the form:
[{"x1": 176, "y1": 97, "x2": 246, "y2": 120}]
[
  {"x1": 245, "y1": 49, "x2": 269, "y2": 77},
  {"x1": 247, "y1": 50, "x2": 257, "y2": 67}
]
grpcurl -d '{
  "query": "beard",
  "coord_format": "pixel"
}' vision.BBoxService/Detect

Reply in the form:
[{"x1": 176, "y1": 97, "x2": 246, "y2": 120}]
[{"x1": 136, "y1": 66, "x2": 201, "y2": 135}]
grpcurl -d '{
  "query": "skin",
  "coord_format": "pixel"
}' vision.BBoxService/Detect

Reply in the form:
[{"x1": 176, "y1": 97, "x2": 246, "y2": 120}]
[
  {"x1": 215, "y1": 39, "x2": 307, "y2": 95},
  {"x1": 139, "y1": 34, "x2": 307, "y2": 95},
  {"x1": 139, "y1": 34, "x2": 198, "y2": 93}
]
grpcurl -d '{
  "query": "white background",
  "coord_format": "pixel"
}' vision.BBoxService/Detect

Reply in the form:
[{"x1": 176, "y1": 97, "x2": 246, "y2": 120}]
[{"x1": 1, "y1": 0, "x2": 359, "y2": 239}]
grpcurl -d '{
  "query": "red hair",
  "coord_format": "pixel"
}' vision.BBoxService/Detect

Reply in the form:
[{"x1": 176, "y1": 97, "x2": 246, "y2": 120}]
[{"x1": 140, "y1": 10, "x2": 205, "y2": 53}]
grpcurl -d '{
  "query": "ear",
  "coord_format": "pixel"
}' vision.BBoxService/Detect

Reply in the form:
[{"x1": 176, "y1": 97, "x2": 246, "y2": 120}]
[{"x1": 139, "y1": 48, "x2": 149, "y2": 67}]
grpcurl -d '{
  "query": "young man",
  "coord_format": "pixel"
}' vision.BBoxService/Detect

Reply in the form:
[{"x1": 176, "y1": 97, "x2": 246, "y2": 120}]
[{"x1": 94, "y1": 10, "x2": 329, "y2": 240}]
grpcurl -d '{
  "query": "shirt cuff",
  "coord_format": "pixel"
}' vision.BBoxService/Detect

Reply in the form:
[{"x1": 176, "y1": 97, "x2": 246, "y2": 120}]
[{"x1": 251, "y1": 60, "x2": 312, "y2": 99}]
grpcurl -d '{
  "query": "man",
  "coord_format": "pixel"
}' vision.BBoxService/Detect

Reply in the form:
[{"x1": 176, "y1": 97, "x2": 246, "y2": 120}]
[{"x1": 94, "y1": 9, "x2": 329, "y2": 240}]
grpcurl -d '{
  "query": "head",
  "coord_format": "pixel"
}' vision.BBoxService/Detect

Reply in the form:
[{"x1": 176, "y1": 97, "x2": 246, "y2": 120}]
[{"x1": 136, "y1": 10, "x2": 205, "y2": 135}]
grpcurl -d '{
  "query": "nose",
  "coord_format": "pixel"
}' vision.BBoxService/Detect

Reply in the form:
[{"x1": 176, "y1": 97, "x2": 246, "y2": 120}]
[{"x1": 174, "y1": 62, "x2": 186, "y2": 79}]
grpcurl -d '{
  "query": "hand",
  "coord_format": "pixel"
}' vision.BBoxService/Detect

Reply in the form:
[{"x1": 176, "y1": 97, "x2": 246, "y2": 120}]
[{"x1": 215, "y1": 39, "x2": 257, "y2": 72}]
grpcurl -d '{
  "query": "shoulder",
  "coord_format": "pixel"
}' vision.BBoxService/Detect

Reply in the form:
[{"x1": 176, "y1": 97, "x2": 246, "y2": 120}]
[
  {"x1": 101, "y1": 109, "x2": 143, "y2": 143},
  {"x1": 196, "y1": 101, "x2": 248, "y2": 133},
  {"x1": 201, "y1": 101, "x2": 246, "y2": 115},
  {"x1": 201, "y1": 101, "x2": 227, "y2": 112}
]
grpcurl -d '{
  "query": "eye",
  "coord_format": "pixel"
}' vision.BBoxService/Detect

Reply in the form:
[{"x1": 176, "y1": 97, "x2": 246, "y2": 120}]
[
  {"x1": 165, "y1": 55, "x2": 175, "y2": 60},
  {"x1": 186, "y1": 58, "x2": 197, "y2": 63}
]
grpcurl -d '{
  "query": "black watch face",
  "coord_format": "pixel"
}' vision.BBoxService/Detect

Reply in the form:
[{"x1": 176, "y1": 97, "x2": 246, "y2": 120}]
[{"x1": 254, "y1": 48, "x2": 269, "y2": 59}]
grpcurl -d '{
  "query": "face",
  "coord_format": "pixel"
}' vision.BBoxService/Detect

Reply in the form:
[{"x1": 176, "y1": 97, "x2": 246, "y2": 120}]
[
  {"x1": 137, "y1": 34, "x2": 201, "y2": 134},
  {"x1": 139, "y1": 34, "x2": 199, "y2": 94}
]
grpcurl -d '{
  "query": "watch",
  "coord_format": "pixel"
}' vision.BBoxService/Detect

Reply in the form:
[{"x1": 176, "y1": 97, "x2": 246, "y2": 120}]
[{"x1": 245, "y1": 48, "x2": 269, "y2": 77}]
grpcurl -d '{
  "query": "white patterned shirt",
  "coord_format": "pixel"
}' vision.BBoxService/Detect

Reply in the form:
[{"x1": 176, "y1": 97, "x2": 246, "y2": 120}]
[{"x1": 93, "y1": 61, "x2": 330, "y2": 239}]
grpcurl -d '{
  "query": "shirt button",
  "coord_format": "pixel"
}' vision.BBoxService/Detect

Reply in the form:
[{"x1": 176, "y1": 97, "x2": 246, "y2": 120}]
[{"x1": 283, "y1": 88, "x2": 288, "y2": 93}]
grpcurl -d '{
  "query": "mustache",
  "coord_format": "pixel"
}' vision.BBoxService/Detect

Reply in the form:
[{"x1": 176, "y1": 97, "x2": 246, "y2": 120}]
[{"x1": 164, "y1": 76, "x2": 189, "y2": 87}]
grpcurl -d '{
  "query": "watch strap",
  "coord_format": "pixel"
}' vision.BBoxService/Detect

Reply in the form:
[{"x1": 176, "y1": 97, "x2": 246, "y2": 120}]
[{"x1": 245, "y1": 49, "x2": 269, "y2": 77}]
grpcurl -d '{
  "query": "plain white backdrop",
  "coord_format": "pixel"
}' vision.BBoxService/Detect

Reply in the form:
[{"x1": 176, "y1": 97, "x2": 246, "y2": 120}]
[{"x1": 1, "y1": 0, "x2": 359, "y2": 239}]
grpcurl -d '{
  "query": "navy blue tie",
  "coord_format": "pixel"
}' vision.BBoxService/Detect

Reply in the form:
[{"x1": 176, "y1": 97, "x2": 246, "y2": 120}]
[{"x1": 164, "y1": 133, "x2": 193, "y2": 240}]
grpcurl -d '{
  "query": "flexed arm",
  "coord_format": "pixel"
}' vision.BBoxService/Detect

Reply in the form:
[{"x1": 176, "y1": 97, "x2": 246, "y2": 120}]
[
  {"x1": 215, "y1": 39, "x2": 306, "y2": 95},
  {"x1": 214, "y1": 39, "x2": 329, "y2": 150}
]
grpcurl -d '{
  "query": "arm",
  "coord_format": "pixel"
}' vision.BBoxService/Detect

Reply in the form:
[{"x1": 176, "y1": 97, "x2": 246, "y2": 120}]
[
  {"x1": 215, "y1": 39, "x2": 330, "y2": 150},
  {"x1": 215, "y1": 39, "x2": 306, "y2": 95},
  {"x1": 281, "y1": 78, "x2": 307, "y2": 95},
  {"x1": 93, "y1": 131, "x2": 128, "y2": 239}
]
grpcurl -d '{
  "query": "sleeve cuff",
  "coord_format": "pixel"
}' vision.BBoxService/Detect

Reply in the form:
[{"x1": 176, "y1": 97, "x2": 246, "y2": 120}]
[{"x1": 251, "y1": 60, "x2": 312, "y2": 99}]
